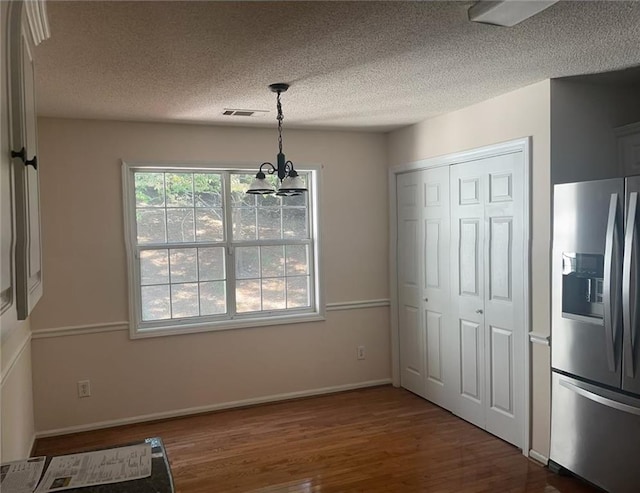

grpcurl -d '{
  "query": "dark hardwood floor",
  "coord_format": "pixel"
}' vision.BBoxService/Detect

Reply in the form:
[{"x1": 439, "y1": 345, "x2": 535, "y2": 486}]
[{"x1": 34, "y1": 386, "x2": 599, "y2": 492}]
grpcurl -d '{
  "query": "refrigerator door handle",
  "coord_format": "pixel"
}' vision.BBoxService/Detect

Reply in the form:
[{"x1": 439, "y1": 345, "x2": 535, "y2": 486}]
[
  {"x1": 559, "y1": 378, "x2": 640, "y2": 416},
  {"x1": 623, "y1": 192, "x2": 638, "y2": 378},
  {"x1": 603, "y1": 193, "x2": 620, "y2": 372}
]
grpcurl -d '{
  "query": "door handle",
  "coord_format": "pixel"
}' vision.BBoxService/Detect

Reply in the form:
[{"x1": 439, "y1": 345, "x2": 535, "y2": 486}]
[
  {"x1": 424, "y1": 297, "x2": 429, "y2": 302},
  {"x1": 475, "y1": 309, "x2": 483, "y2": 314},
  {"x1": 11, "y1": 147, "x2": 38, "y2": 170},
  {"x1": 25, "y1": 155, "x2": 38, "y2": 170},
  {"x1": 603, "y1": 193, "x2": 621, "y2": 372},
  {"x1": 623, "y1": 192, "x2": 638, "y2": 378},
  {"x1": 560, "y1": 377, "x2": 640, "y2": 416}
]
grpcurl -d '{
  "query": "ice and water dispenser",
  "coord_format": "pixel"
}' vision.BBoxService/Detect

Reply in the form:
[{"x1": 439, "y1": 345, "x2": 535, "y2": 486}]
[{"x1": 562, "y1": 253, "x2": 605, "y2": 321}]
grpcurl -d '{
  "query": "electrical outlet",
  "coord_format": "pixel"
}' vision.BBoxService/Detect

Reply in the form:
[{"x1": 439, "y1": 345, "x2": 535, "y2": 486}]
[
  {"x1": 357, "y1": 345, "x2": 366, "y2": 360},
  {"x1": 78, "y1": 380, "x2": 91, "y2": 398}
]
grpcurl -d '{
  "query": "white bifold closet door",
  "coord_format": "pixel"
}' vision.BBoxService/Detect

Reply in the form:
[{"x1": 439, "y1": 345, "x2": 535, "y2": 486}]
[
  {"x1": 397, "y1": 166, "x2": 451, "y2": 410},
  {"x1": 396, "y1": 149, "x2": 525, "y2": 450},
  {"x1": 450, "y1": 151, "x2": 525, "y2": 448}
]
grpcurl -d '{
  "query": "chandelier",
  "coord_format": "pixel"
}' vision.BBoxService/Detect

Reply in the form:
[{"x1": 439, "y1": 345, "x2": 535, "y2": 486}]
[{"x1": 246, "y1": 83, "x2": 307, "y2": 196}]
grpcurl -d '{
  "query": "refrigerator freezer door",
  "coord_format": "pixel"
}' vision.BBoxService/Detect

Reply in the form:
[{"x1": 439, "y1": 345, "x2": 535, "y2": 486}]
[
  {"x1": 550, "y1": 372, "x2": 640, "y2": 493},
  {"x1": 623, "y1": 176, "x2": 640, "y2": 395},
  {"x1": 553, "y1": 179, "x2": 623, "y2": 387}
]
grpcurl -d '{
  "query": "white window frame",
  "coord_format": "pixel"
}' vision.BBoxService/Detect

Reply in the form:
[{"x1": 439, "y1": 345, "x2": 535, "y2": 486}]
[{"x1": 122, "y1": 161, "x2": 324, "y2": 339}]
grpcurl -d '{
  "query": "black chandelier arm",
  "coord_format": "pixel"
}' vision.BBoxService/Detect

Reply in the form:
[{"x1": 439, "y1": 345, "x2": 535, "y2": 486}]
[
  {"x1": 259, "y1": 162, "x2": 277, "y2": 175},
  {"x1": 259, "y1": 159, "x2": 297, "y2": 182}
]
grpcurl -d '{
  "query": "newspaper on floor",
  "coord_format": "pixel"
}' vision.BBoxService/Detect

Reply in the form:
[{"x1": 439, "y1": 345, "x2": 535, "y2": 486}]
[
  {"x1": 34, "y1": 443, "x2": 152, "y2": 493},
  {"x1": 0, "y1": 456, "x2": 46, "y2": 493}
]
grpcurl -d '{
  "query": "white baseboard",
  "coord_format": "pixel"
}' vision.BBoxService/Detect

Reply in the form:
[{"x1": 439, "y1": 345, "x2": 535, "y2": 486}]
[
  {"x1": 529, "y1": 449, "x2": 549, "y2": 465},
  {"x1": 35, "y1": 378, "x2": 392, "y2": 439}
]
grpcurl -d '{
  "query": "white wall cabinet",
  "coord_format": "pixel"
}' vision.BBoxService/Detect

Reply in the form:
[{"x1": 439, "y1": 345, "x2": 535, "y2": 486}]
[
  {"x1": 3, "y1": 0, "x2": 48, "y2": 322},
  {"x1": 394, "y1": 141, "x2": 528, "y2": 450},
  {"x1": 1, "y1": 2, "x2": 15, "y2": 314}
]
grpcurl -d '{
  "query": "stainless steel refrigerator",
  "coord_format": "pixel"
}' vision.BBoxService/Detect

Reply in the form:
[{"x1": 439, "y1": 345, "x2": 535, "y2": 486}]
[{"x1": 550, "y1": 175, "x2": 640, "y2": 493}]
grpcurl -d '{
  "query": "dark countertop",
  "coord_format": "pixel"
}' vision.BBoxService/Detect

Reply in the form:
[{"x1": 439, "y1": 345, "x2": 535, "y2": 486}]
[{"x1": 39, "y1": 437, "x2": 175, "y2": 493}]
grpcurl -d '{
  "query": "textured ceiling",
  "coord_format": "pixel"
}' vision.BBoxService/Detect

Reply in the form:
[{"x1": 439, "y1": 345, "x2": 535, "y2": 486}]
[{"x1": 35, "y1": 1, "x2": 640, "y2": 131}]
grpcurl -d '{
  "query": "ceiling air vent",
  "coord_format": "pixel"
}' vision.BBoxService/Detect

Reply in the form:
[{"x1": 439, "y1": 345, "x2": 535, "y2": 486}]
[{"x1": 222, "y1": 109, "x2": 268, "y2": 117}]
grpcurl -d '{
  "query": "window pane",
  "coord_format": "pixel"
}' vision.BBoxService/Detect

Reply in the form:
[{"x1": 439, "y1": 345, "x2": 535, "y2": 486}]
[
  {"x1": 287, "y1": 277, "x2": 310, "y2": 308},
  {"x1": 283, "y1": 208, "x2": 307, "y2": 239},
  {"x1": 141, "y1": 284, "x2": 171, "y2": 321},
  {"x1": 286, "y1": 245, "x2": 309, "y2": 275},
  {"x1": 140, "y1": 249, "x2": 169, "y2": 285},
  {"x1": 257, "y1": 208, "x2": 282, "y2": 239},
  {"x1": 236, "y1": 247, "x2": 259, "y2": 279},
  {"x1": 233, "y1": 193, "x2": 255, "y2": 208},
  {"x1": 196, "y1": 208, "x2": 224, "y2": 242},
  {"x1": 281, "y1": 193, "x2": 306, "y2": 207},
  {"x1": 230, "y1": 174, "x2": 257, "y2": 207},
  {"x1": 262, "y1": 278, "x2": 286, "y2": 310},
  {"x1": 200, "y1": 281, "x2": 226, "y2": 315},
  {"x1": 167, "y1": 208, "x2": 195, "y2": 243},
  {"x1": 135, "y1": 173, "x2": 165, "y2": 207},
  {"x1": 257, "y1": 193, "x2": 279, "y2": 207},
  {"x1": 171, "y1": 283, "x2": 199, "y2": 318},
  {"x1": 233, "y1": 208, "x2": 257, "y2": 240},
  {"x1": 165, "y1": 173, "x2": 194, "y2": 207},
  {"x1": 261, "y1": 246, "x2": 284, "y2": 278},
  {"x1": 194, "y1": 173, "x2": 222, "y2": 207},
  {"x1": 170, "y1": 249, "x2": 198, "y2": 283},
  {"x1": 236, "y1": 279, "x2": 261, "y2": 312},
  {"x1": 137, "y1": 209, "x2": 166, "y2": 244},
  {"x1": 198, "y1": 247, "x2": 225, "y2": 281}
]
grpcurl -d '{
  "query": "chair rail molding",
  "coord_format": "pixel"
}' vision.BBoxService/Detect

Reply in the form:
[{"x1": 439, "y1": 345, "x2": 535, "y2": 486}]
[
  {"x1": 529, "y1": 332, "x2": 551, "y2": 346},
  {"x1": 31, "y1": 299, "x2": 391, "y2": 339}
]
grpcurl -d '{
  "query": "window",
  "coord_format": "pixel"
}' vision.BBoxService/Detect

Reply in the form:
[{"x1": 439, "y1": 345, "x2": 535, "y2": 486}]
[{"x1": 123, "y1": 163, "x2": 322, "y2": 337}]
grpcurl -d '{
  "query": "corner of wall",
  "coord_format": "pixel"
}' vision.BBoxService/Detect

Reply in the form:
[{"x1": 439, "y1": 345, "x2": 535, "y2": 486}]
[{"x1": 1, "y1": 317, "x2": 36, "y2": 461}]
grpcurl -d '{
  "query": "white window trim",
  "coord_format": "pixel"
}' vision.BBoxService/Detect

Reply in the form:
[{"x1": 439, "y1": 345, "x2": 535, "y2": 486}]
[{"x1": 122, "y1": 160, "x2": 325, "y2": 339}]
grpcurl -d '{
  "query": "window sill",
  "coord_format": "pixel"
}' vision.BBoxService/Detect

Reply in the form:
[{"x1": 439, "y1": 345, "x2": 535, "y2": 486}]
[{"x1": 129, "y1": 312, "x2": 326, "y2": 339}]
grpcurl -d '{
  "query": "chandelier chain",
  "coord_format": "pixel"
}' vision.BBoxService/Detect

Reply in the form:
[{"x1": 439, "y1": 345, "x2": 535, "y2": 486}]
[{"x1": 276, "y1": 91, "x2": 283, "y2": 154}]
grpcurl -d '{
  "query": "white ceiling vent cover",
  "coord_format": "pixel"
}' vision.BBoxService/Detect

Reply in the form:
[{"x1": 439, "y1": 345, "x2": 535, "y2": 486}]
[{"x1": 222, "y1": 109, "x2": 269, "y2": 117}]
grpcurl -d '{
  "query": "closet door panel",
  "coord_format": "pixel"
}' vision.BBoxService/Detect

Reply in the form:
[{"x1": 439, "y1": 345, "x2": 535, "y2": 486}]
[
  {"x1": 425, "y1": 310, "x2": 444, "y2": 384},
  {"x1": 460, "y1": 318, "x2": 481, "y2": 402},
  {"x1": 483, "y1": 153, "x2": 525, "y2": 448},
  {"x1": 422, "y1": 166, "x2": 451, "y2": 408},
  {"x1": 450, "y1": 165, "x2": 486, "y2": 428},
  {"x1": 490, "y1": 325, "x2": 514, "y2": 415},
  {"x1": 489, "y1": 217, "x2": 512, "y2": 302},
  {"x1": 424, "y1": 220, "x2": 441, "y2": 288},
  {"x1": 397, "y1": 171, "x2": 426, "y2": 397},
  {"x1": 460, "y1": 219, "x2": 481, "y2": 296}
]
